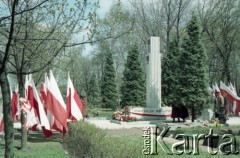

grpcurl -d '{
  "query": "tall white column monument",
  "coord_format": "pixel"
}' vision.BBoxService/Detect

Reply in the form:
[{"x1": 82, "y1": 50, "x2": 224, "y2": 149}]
[
  {"x1": 146, "y1": 37, "x2": 161, "y2": 108},
  {"x1": 129, "y1": 36, "x2": 171, "y2": 120}
]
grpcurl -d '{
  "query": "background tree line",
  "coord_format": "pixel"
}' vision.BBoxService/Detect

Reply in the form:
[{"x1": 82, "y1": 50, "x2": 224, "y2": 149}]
[{"x1": 84, "y1": 0, "x2": 240, "y2": 109}]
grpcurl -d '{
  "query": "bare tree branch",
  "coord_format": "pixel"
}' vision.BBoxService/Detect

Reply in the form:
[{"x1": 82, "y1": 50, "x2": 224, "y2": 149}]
[{"x1": 0, "y1": 0, "x2": 49, "y2": 22}]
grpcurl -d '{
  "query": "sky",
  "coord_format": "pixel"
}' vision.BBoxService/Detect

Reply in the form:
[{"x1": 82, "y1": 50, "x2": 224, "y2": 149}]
[
  {"x1": 98, "y1": 0, "x2": 114, "y2": 17},
  {"x1": 82, "y1": 0, "x2": 113, "y2": 56}
]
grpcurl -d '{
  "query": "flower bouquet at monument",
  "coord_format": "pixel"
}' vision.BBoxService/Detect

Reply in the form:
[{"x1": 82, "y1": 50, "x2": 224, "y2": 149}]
[
  {"x1": 112, "y1": 109, "x2": 136, "y2": 122},
  {"x1": 120, "y1": 115, "x2": 137, "y2": 122},
  {"x1": 112, "y1": 111, "x2": 123, "y2": 120}
]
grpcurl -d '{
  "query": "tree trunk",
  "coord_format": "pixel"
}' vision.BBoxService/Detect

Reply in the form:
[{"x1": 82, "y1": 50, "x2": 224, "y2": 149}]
[
  {"x1": 0, "y1": 72, "x2": 14, "y2": 158},
  {"x1": 191, "y1": 106, "x2": 195, "y2": 123},
  {"x1": 18, "y1": 74, "x2": 28, "y2": 150},
  {"x1": 20, "y1": 110, "x2": 27, "y2": 150}
]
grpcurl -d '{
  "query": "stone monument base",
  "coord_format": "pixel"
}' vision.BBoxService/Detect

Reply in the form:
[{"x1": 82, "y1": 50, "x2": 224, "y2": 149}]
[{"x1": 129, "y1": 107, "x2": 172, "y2": 120}]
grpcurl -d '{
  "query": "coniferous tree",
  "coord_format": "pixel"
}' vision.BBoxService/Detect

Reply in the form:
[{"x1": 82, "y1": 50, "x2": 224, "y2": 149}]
[
  {"x1": 101, "y1": 51, "x2": 117, "y2": 109},
  {"x1": 178, "y1": 14, "x2": 210, "y2": 122},
  {"x1": 162, "y1": 38, "x2": 181, "y2": 107},
  {"x1": 121, "y1": 45, "x2": 146, "y2": 107},
  {"x1": 88, "y1": 74, "x2": 100, "y2": 107}
]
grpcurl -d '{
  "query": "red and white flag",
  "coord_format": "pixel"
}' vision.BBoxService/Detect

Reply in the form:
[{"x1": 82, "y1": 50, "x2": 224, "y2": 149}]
[
  {"x1": 220, "y1": 81, "x2": 240, "y2": 115},
  {"x1": 46, "y1": 70, "x2": 67, "y2": 134},
  {"x1": 229, "y1": 82, "x2": 237, "y2": 95},
  {"x1": 66, "y1": 74, "x2": 83, "y2": 121},
  {"x1": 25, "y1": 74, "x2": 39, "y2": 130},
  {"x1": 40, "y1": 74, "x2": 62, "y2": 133},
  {"x1": 0, "y1": 85, "x2": 19, "y2": 133},
  {"x1": 220, "y1": 81, "x2": 238, "y2": 102},
  {"x1": 29, "y1": 76, "x2": 52, "y2": 138}
]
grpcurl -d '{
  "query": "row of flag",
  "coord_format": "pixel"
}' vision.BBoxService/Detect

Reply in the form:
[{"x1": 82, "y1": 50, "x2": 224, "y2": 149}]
[
  {"x1": 210, "y1": 81, "x2": 240, "y2": 115},
  {"x1": 0, "y1": 70, "x2": 84, "y2": 138}
]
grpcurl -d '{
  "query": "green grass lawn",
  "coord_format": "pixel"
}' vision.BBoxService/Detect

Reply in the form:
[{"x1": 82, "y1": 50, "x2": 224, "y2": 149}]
[
  {"x1": 117, "y1": 134, "x2": 240, "y2": 158},
  {"x1": 0, "y1": 132, "x2": 69, "y2": 158},
  {"x1": 88, "y1": 107, "x2": 115, "y2": 118}
]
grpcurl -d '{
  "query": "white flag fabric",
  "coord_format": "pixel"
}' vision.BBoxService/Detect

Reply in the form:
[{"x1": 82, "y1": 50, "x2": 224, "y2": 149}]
[
  {"x1": 220, "y1": 81, "x2": 240, "y2": 116},
  {"x1": 66, "y1": 75, "x2": 83, "y2": 121},
  {"x1": 46, "y1": 70, "x2": 67, "y2": 134},
  {"x1": 29, "y1": 76, "x2": 52, "y2": 138},
  {"x1": 215, "y1": 82, "x2": 220, "y2": 93},
  {"x1": 229, "y1": 82, "x2": 237, "y2": 95}
]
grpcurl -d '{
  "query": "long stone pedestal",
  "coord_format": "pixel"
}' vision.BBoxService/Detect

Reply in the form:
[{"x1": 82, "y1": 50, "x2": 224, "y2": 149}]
[{"x1": 129, "y1": 107, "x2": 172, "y2": 120}]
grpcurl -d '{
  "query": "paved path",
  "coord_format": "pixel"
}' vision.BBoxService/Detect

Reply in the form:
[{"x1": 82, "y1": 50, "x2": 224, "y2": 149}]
[
  {"x1": 87, "y1": 117, "x2": 240, "y2": 130},
  {"x1": 86, "y1": 119, "x2": 157, "y2": 129},
  {"x1": 3, "y1": 116, "x2": 240, "y2": 132}
]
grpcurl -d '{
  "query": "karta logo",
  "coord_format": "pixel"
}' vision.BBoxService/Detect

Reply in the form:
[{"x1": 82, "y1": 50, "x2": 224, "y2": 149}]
[{"x1": 142, "y1": 126, "x2": 239, "y2": 155}]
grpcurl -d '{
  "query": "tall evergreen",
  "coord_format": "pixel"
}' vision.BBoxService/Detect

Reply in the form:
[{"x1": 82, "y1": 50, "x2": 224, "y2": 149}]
[
  {"x1": 162, "y1": 38, "x2": 181, "y2": 106},
  {"x1": 88, "y1": 74, "x2": 100, "y2": 107},
  {"x1": 101, "y1": 51, "x2": 117, "y2": 109},
  {"x1": 178, "y1": 14, "x2": 210, "y2": 122},
  {"x1": 121, "y1": 45, "x2": 146, "y2": 107}
]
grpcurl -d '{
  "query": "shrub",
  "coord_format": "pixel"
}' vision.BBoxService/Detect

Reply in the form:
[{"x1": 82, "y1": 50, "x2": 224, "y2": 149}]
[
  {"x1": 64, "y1": 121, "x2": 106, "y2": 157},
  {"x1": 64, "y1": 121, "x2": 144, "y2": 158}
]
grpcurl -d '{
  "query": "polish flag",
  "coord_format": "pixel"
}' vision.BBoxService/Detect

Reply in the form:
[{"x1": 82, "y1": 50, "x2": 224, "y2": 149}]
[
  {"x1": 41, "y1": 75, "x2": 62, "y2": 132},
  {"x1": 66, "y1": 74, "x2": 83, "y2": 121},
  {"x1": 29, "y1": 76, "x2": 52, "y2": 138},
  {"x1": 0, "y1": 86, "x2": 19, "y2": 133},
  {"x1": 220, "y1": 81, "x2": 238, "y2": 102},
  {"x1": 46, "y1": 70, "x2": 67, "y2": 134},
  {"x1": 220, "y1": 81, "x2": 240, "y2": 115},
  {"x1": 26, "y1": 74, "x2": 39, "y2": 130},
  {"x1": 228, "y1": 82, "x2": 238, "y2": 115},
  {"x1": 40, "y1": 74, "x2": 63, "y2": 133},
  {"x1": 229, "y1": 82, "x2": 237, "y2": 95}
]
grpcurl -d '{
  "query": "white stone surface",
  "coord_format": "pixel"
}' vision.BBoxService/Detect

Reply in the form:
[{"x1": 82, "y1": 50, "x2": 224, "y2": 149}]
[
  {"x1": 129, "y1": 107, "x2": 172, "y2": 120},
  {"x1": 146, "y1": 37, "x2": 161, "y2": 108}
]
